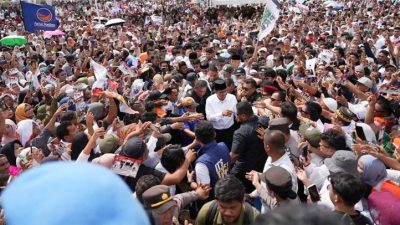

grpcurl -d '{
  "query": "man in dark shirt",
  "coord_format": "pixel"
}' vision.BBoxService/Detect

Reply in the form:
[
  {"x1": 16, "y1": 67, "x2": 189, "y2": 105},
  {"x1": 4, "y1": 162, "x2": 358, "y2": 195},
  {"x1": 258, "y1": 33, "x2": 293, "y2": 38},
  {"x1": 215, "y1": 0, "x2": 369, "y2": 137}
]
[
  {"x1": 230, "y1": 101, "x2": 267, "y2": 192},
  {"x1": 239, "y1": 78, "x2": 262, "y2": 103},
  {"x1": 329, "y1": 172, "x2": 372, "y2": 225},
  {"x1": 185, "y1": 80, "x2": 210, "y2": 118}
]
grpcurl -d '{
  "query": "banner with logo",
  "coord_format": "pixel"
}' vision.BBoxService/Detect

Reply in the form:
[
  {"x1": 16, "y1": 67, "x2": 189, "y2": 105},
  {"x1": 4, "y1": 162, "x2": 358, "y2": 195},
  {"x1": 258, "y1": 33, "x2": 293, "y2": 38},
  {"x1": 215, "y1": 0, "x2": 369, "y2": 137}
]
[
  {"x1": 258, "y1": 0, "x2": 280, "y2": 41},
  {"x1": 20, "y1": 1, "x2": 60, "y2": 33}
]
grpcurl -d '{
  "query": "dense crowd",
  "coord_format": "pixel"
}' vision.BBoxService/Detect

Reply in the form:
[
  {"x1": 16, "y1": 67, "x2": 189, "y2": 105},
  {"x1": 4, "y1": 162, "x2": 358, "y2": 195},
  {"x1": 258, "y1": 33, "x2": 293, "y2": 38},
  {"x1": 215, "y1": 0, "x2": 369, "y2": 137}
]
[{"x1": 0, "y1": 0, "x2": 400, "y2": 224}]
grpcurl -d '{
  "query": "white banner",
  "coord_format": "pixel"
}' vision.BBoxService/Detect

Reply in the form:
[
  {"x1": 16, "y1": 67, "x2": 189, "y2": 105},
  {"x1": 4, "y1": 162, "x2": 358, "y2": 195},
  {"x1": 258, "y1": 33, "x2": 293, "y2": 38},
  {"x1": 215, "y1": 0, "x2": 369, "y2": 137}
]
[
  {"x1": 210, "y1": 0, "x2": 265, "y2": 6},
  {"x1": 258, "y1": 0, "x2": 280, "y2": 40}
]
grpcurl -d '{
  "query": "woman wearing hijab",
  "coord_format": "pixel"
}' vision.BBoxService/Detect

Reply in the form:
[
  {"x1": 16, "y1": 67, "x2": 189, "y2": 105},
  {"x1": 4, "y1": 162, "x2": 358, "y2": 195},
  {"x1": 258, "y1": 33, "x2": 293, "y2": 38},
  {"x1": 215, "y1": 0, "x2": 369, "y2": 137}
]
[
  {"x1": 358, "y1": 155, "x2": 388, "y2": 190},
  {"x1": 16, "y1": 119, "x2": 40, "y2": 147},
  {"x1": 358, "y1": 155, "x2": 400, "y2": 225},
  {"x1": 15, "y1": 103, "x2": 35, "y2": 123},
  {"x1": 2, "y1": 119, "x2": 17, "y2": 146}
]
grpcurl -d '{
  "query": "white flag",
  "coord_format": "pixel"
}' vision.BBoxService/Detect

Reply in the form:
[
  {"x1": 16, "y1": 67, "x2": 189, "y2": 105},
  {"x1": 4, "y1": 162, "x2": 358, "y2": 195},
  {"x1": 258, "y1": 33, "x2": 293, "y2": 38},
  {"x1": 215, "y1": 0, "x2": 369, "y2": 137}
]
[
  {"x1": 258, "y1": 0, "x2": 280, "y2": 41},
  {"x1": 90, "y1": 59, "x2": 108, "y2": 82}
]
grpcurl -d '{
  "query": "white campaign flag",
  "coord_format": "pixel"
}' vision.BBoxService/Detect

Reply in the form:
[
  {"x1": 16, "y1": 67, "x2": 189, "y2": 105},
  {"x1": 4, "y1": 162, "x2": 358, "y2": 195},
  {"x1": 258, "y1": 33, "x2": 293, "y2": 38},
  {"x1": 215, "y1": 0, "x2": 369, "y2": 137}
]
[
  {"x1": 258, "y1": 0, "x2": 280, "y2": 41},
  {"x1": 90, "y1": 59, "x2": 108, "y2": 82}
]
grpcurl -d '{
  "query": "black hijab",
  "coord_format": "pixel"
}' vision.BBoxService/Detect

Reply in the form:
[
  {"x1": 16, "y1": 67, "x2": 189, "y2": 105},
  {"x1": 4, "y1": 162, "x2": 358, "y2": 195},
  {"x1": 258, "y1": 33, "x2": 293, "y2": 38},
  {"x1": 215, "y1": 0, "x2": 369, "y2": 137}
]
[{"x1": 0, "y1": 140, "x2": 22, "y2": 166}]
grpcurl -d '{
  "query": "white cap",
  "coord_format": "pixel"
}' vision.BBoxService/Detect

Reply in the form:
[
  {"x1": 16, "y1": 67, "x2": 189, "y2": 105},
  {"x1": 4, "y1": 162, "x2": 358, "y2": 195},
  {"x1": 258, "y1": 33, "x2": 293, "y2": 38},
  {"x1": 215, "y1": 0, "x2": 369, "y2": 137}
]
[
  {"x1": 322, "y1": 98, "x2": 338, "y2": 112},
  {"x1": 357, "y1": 77, "x2": 373, "y2": 89},
  {"x1": 258, "y1": 47, "x2": 268, "y2": 53},
  {"x1": 212, "y1": 39, "x2": 221, "y2": 45}
]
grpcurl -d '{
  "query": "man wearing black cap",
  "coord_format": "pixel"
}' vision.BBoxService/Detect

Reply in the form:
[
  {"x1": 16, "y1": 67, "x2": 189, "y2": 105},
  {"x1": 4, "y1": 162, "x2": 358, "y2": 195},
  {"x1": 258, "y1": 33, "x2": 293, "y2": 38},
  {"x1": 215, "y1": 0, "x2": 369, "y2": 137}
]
[
  {"x1": 205, "y1": 79, "x2": 238, "y2": 149},
  {"x1": 233, "y1": 67, "x2": 246, "y2": 85},
  {"x1": 92, "y1": 137, "x2": 196, "y2": 192},
  {"x1": 249, "y1": 130, "x2": 298, "y2": 213},
  {"x1": 231, "y1": 101, "x2": 267, "y2": 192},
  {"x1": 231, "y1": 54, "x2": 242, "y2": 69},
  {"x1": 248, "y1": 166, "x2": 299, "y2": 210}
]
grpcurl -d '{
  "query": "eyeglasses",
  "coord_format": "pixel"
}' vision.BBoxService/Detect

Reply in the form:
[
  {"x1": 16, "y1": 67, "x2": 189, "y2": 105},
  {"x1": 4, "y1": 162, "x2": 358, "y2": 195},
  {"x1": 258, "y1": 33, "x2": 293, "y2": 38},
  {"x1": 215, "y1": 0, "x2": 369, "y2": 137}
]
[
  {"x1": 301, "y1": 109, "x2": 309, "y2": 115},
  {"x1": 270, "y1": 98, "x2": 280, "y2": 101}
]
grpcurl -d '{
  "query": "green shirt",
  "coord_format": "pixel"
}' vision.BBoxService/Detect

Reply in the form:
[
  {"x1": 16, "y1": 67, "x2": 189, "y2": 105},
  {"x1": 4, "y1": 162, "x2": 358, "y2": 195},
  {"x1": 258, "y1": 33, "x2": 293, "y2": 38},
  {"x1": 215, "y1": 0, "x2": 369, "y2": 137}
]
[
  {"x1": 195, "y1": 201, "x2": 260, "y2": 225},
  {"x1": 245, "y1": 91, "x2": 262, "y2": 104}
]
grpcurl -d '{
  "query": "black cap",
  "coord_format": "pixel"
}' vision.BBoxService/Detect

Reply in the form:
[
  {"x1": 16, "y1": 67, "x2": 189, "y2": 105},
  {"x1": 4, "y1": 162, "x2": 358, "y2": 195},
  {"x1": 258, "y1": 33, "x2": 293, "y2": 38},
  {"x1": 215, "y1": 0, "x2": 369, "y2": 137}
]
[
  {"x1": 234, "y1": 67, "x2": 246, "y2": 75},
  {"x1": 260, "y1": 166, "x2": 297, "y2": 199},
  {"x1": 214, "y1": 79, "x2": 227, "y2": 91},
  {"x1": 186, "y1": 72, "x2": 197, "y2": 82},
  {"x1": 200, "y1": 61, "x2": 209, "y2": 70},
  {"x1": 120, "y1": 137, "x2": 147, "y2": 159}
]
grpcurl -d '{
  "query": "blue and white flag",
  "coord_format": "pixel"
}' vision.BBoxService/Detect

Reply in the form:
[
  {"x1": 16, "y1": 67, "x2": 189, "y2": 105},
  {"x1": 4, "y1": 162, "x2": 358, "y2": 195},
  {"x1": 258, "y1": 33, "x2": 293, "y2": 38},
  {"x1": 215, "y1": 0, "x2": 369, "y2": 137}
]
[
  {"x1": 258, "y1": 0, "x2": 280, "y2": 40},
  {"x1": 21, "y1": 1, "x2": 60, "y2": 33}
]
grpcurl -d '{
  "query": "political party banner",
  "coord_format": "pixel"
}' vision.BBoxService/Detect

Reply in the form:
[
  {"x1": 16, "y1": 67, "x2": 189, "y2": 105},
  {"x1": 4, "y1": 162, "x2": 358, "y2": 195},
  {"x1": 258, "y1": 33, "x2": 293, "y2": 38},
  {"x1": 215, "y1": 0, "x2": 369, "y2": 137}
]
[
  {"x1": 258, "y1": 0, "x2": 280, "y2": 41},
  {"x1": 20, "y1": 1, "x2": 60, "y2": 33}
]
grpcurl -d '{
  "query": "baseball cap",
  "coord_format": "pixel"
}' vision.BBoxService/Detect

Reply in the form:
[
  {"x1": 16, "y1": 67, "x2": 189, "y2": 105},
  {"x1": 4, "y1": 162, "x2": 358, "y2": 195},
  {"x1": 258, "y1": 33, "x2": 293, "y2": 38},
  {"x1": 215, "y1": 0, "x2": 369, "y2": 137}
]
[
  {"x1": 357, "y1": 77, "x2": 373, "y2": 89},
  {"x1": 223, "y1": 64, "x2": 234, "y2": 73},
  {"x1": 258, "y1": 47, "x2": 268, "y2": 53},
  {"x1": 186, "y1": 72, "x2": 197, "y2": 82},
  {"x1": 325, "y1": 150, "x2": 357, "y2": 175},
  {"x1": 120, "y1": 137, "x2": 147, "y2": 159},
  {"x1": 260, "y1": 166, "x2": 297, "y2": 199},
  {"x1": 234, "y1": 67, "x2": 246, "y2": 75},
  {"x1": 181, "y1": 97, "x2": 199, "y2": 108},
  {"x1": 98, "y1": 134, "x2": 120, "y2": 154},
  {"x1": 142, "y1": 185, "x2": 177, "y2": 214},
  {"x1": 299, "y1": 124, "x2": 321, "y2": 148}
]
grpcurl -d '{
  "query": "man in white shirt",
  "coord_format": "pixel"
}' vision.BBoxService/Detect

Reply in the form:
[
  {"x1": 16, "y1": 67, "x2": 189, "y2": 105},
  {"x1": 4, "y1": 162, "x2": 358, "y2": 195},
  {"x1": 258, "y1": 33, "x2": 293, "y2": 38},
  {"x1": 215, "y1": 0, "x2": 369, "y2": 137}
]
[
  {"x1": 205, "y1": 79, "x2": 237, "y2": 149},
  {"x1": 249, "y1": 130, "x2": 298, "y2": 213}
]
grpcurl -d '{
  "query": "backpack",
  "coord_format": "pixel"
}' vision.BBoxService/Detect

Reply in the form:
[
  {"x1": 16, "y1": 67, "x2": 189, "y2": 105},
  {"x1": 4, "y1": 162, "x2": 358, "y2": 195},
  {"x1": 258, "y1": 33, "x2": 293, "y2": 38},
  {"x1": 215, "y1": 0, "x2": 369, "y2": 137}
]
[{"x1": 205, "y1": 200, "x2": 254, "y2": 225}]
